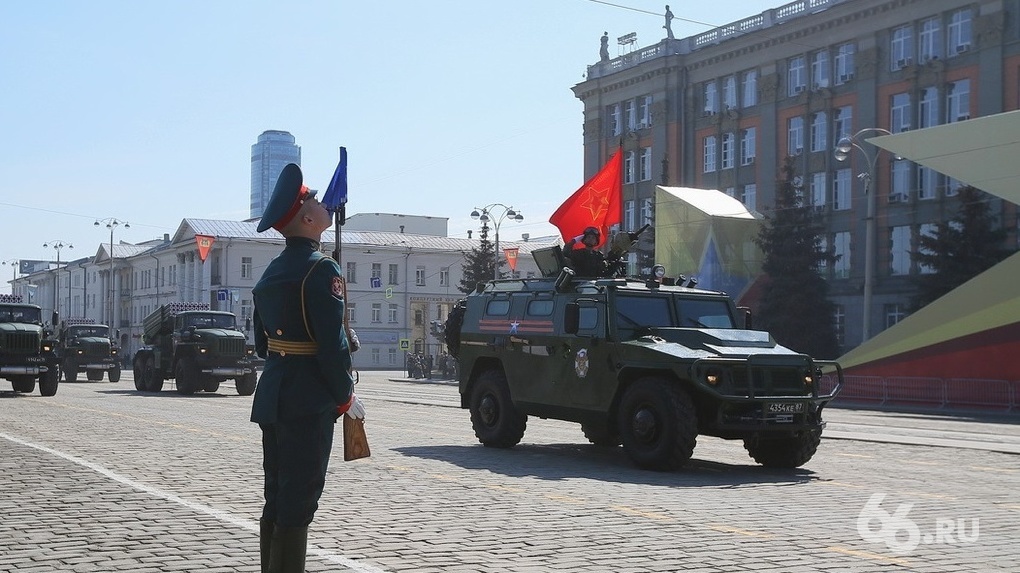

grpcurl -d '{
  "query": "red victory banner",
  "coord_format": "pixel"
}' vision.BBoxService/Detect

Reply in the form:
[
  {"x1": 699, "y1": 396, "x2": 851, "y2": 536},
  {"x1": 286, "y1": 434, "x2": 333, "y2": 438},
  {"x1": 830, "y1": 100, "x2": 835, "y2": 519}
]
[
  {"x1": 548, "y1": 147, "x2": 623, "y2": 249},
  {"x1": 195, "y1": 234, "x2": 215, "y2": 262},
  {"x1": 503, "y1": 247, "x2": 519, "y2": 271}
]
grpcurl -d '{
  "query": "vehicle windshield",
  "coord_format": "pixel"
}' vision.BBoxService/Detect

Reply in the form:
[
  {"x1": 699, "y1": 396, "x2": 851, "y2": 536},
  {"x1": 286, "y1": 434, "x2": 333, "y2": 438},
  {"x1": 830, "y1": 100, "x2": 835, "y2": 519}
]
[
  {"x1": 183, "y1": 314, "x2": 236, "y2": 329},
  {"x1": 615, "y1": 294, "x2": 735, "y2": 338},
  {"x1": 0, "y1": 305, "x2": 42, "y2": 324},
  {"x1": 675, "y1": 298, "x2": 735, "y2": 329},
  {"x1": 67, "y1": 326, "x2": 110, "y2": 338}
]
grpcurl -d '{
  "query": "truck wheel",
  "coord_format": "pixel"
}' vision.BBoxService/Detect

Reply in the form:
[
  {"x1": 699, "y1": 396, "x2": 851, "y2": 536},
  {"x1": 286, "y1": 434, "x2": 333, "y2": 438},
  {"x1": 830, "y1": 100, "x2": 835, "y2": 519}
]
[
  {"x1": 144, "y1": 357, "x2": 164, "y2": 392},
  {"x1": 109, "y1": 366, "x2": 121, "y2": 383},
  {"x1": 743, "y1": 430, "x2": 821, "y2": 468},
  {"x1": 63, "y1": 361, "x2": 77, "y2": 382},
  {"x1": 469, "y1": 368, "x2": 526, "y2": 448},
  {"x1": 617, "y1": 377, "x2": 697, "y2": 471},
  {"x1": 39, "y1": 368, "x2": 59, "y2": 396},
  {"x1": 203, "y1": 379, "x2": 221, "y2": 393},
  {"x1": 12, "y1": 376, "x2": 36, "y2": 393},
  {"x1": 175, "y1": 359, "x2": 196, "y2": 395},
  {"x1": 236, "y1": 372, "x2": 257, "y2": 396},
  {"x1": 133, "y1": 359, "x2": 146, "y2": 391},
  {"x1": 581, "y1": 422, "x2": 621, "y2": 447}
]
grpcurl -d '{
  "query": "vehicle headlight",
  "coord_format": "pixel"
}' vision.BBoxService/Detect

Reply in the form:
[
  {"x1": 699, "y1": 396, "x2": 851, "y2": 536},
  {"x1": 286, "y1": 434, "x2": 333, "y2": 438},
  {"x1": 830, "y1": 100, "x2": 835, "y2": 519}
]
[
  {"x1": 42, "y1": 344, "x2": 53, "y2": 352},
  {"x1": 76, "y1": 349, "x2": 84, "y2": 355},
  {"x1": 199, "y1": 347, "x2": 207, "y2": 354}
]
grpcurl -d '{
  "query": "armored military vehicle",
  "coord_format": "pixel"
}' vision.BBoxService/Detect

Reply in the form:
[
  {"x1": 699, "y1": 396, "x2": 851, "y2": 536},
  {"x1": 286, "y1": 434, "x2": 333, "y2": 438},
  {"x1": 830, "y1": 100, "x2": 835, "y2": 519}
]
[
  {"x1": 0, "y1": 294, "x2": 59, "y2": 396},
  {"x1": 446, "y1": 246, "x2": 843, "y2": 470},
  {"x1": 57, "y1": 318, "x2": 121, "y2": 382},
  {"x1": 132, "y1": 302, "x2": 257, "y2": 395}
]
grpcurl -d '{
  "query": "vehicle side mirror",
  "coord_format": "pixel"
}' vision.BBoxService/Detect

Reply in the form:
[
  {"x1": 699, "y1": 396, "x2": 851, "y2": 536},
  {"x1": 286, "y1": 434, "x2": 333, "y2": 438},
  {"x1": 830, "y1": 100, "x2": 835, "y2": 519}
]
[
  {"x1": 245, "y1": 317, "x2": 252, "y2": 332},
  {"x1": 564, "y1": 303, "x2": 580, "y2": 334},
  {"x1": 51, "y1": 311, "x2": 59, "y2": 328},
  {"x1": 737, "y1": 306, "x2": 752, "y2": 330}
]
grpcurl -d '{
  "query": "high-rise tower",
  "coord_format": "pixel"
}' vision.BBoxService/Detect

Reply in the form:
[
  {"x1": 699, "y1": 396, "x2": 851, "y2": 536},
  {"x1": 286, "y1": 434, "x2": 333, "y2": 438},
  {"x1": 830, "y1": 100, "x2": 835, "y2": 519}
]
[{"x1": 250, "y1": 130, "x2": 301, "y2": 219}]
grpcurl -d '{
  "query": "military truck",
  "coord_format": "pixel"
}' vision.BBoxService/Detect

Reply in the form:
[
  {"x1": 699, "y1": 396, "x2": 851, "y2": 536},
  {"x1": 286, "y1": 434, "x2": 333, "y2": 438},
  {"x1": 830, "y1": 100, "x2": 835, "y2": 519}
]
[
  {"x1": 132, "y1": 302, "x2": 257, "y2": 396},
  {"x1": 56, "y1": 318, "x2": 121, "y2": 382},
  {"x1": 445, "y1": 246, "x2": 843, "y2": 470},
  {"x1": 0, "y1": 294, "x2": 60, "y2": 396}
]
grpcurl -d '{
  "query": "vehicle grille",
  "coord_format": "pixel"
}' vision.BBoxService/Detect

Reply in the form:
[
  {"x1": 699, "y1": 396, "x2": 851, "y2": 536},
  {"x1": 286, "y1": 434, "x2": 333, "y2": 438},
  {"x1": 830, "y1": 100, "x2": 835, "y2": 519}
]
[
  {"x1": 1, "y1": 332, "x2": 39, "y2": 354},
  {"x1": 84, "y1": 340, "x2": 111, "y2": 358},
  {"x1": 216, "y1": 338, "x2": 246, "y2": 357},
  {"x1": 731, "y1": 367, "x2": 809, "y2": 396}
]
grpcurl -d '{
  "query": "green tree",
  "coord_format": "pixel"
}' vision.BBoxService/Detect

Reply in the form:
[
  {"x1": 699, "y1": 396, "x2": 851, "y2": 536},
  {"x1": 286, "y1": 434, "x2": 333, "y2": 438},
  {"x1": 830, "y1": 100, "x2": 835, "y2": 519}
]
[
  {"x1": 910, "y1": 185, "x2": 1015, "y2": 310},
  {"x1": 753, "y1": 157, "x2": 840, "y2": 358},
  {"x1": 458, "y1": 224, "x2": 501, "y2": 294}
]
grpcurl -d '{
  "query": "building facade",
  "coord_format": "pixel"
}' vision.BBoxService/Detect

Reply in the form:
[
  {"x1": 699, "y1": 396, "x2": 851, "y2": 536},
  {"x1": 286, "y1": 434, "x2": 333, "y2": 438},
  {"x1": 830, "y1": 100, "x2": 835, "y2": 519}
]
[
  {"x1": 250, "y1": 130, "x2": 301, "y2": 219},
  {"x1": 572, "y1": 0, "x2": 1020, "y2": 352}
]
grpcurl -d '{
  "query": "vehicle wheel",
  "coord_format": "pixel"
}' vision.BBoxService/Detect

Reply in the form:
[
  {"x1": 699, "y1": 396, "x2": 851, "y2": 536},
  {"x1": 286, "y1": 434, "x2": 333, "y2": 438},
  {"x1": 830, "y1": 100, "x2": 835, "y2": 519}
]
[
  {"x1": 469, "y1": 369, "x2": 526, "y2": 448},
  {"x1": 87, "y1": 370, "x2": 103, "y2": 381},
  {"x1": 743, "y1": 430, "x2": 821, "y2": 468},
  {"x1": 203, "y1": 379, "x2": 221, "y2": 393},
  {"x1": 63, "y1": 361, "x2": 77, "y2": 382},
  {"x1": 12, "y1": 376, "x2": 36, "y2": 393},
  {"x1": 144, "y1": 357, "x2": 164, "y2": 392},
  {"x1": 236, "y1": 371, "x2": 257, "y2": 396},
  {"x1": 39, "y1": 368, "x2": 59, "y2": 396},
  {"x1": 581, "y1": 421, "x2": 621, "y2": 447},
  {"x1": 133, "y1": 359, "x2": 146, "y2": 391},
  {"x1": 175, "y1": 359, "x2": 196, "y2": 395},
  {"x1": 617, "y1": 376, "x2": 697, "y2": 471},
  {"x1": 109, "y1": 365, "x2": 121, "y2": 383}
]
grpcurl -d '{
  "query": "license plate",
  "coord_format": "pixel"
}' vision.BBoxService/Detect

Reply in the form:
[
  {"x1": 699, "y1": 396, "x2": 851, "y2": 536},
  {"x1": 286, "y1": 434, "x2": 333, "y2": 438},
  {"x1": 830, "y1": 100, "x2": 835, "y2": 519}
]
[{"x1": 767, "y1": 402, "x2": 804, "y2": 414}]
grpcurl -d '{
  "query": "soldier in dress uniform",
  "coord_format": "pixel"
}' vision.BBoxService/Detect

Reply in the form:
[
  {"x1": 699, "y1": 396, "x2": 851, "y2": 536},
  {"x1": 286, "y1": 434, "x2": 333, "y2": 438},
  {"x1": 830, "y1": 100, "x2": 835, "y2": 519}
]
[
  {"x1": 563, "y1": 226, "x2": 610, "y2": 277},
  {"x1": 251, "y1": 163, "x2": 366, "y2": 573}
]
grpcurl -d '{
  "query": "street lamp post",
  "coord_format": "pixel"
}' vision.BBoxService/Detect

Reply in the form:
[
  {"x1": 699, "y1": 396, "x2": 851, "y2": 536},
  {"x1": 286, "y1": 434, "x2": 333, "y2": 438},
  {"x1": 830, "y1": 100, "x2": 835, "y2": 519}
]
[
  {"x1": 470, "y1": 204, "x2": 524, "y2": 280},
  {"x1": 95, "y1": 218, "x2": 129, "y2": 326},
  {"x1": 1, "y1": 259, "x2": 18, "y2": 296},
  {"x1": 43, "y1": 240, "x2": 73, "y2": 318},
  {"x1": 835, "y1": 127, "x2": 892, "y2": 344}
]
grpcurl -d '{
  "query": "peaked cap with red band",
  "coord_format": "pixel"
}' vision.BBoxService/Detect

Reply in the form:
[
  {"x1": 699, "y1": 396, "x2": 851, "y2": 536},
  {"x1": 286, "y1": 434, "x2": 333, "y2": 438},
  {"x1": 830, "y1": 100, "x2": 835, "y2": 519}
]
[{"x1": 256, "y1": 163, "x2": 318, "y2": 233}]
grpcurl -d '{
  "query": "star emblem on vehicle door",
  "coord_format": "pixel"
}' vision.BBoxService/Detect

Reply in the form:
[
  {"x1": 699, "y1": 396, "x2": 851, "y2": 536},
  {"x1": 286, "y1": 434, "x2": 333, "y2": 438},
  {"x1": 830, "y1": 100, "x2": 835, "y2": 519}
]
[{"x1": 509, "y1": 320, "x2": 520, "y2": 334}]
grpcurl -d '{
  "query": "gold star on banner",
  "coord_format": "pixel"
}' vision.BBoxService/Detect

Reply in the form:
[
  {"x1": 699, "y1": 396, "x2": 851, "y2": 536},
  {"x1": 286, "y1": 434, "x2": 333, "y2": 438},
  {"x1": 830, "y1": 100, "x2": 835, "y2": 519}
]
[{"x1": 580, "y1": 185, "x2": 610, "y2": 221}]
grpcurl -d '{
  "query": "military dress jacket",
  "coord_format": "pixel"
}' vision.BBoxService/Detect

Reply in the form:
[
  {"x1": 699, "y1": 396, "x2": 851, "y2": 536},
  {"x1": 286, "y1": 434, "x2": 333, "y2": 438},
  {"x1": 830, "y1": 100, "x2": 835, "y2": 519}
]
[{"x1": 250, "y1": 237, "x2": 354, "y2": 424}]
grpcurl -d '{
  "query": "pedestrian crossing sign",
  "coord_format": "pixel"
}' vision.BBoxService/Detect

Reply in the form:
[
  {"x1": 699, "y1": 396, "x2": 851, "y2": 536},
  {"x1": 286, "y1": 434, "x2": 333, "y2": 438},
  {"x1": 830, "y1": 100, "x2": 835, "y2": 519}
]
[{"x1": 399, "y1": 338, "x2": 410, "y2": 351}]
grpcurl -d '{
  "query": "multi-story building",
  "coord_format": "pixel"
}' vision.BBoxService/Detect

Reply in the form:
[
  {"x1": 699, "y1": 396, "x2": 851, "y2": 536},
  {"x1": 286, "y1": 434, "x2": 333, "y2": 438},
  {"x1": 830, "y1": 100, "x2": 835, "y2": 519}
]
[
  {"x1": 573, "y1": 0, "x2": 1019, "y2": 353},
  {"x1": 13, "y1": 215, "x2": 551, "y2": 370},
  {"x1": 250, "y1": 130, "x2": 301, "y2": 219}
]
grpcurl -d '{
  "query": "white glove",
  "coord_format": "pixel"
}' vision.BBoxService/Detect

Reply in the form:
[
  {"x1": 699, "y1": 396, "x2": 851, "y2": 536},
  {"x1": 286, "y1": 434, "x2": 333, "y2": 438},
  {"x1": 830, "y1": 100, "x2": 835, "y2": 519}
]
[
  {"x1": 572, "y1": 234, "x2": 585, "y2": 243},
  {"x1": 344, "y1": 394, "x2": 366, "y2": 419}
]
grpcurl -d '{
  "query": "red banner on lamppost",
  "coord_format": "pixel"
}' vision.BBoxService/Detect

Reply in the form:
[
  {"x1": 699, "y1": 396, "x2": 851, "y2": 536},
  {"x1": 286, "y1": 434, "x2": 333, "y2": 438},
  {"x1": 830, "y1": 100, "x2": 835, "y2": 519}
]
[{"x1": 504, "y1": 247, "x2": 519, "y2": 271}]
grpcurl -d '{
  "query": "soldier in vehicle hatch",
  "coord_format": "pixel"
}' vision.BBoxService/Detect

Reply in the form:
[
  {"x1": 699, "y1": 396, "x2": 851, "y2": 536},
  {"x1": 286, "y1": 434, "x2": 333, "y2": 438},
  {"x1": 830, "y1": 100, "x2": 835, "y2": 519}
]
[{"x1": 563, "y1": 226, "x2": 609, "y2": 277}]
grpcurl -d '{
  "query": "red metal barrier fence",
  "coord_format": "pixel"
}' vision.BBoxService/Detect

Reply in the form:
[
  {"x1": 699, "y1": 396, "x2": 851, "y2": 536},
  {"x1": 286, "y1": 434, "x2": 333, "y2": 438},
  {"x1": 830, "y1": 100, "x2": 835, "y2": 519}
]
[{"x1": 823, "y1": 375, "x2": 1019, "y2": 413}]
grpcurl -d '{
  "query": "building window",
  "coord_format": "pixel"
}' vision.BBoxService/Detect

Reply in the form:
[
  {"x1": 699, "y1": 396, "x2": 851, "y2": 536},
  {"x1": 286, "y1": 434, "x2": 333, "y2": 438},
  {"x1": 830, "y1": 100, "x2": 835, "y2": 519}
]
[
  {"x1": 818, "y1": 236, "x2": 829, "y2": 272},
  {"x1": 811, "y1": 50, "x2": 829, "y2": 89},
  {"x1": 947, "y1": 79, "x2": 970, "y2": 122},
  {"x1": 918, "y1": 166, "x2": 937, "y2": 200},
  {"x1": 741, "y1": 69, "x2": 758, "y2": 107},
  {"x1": 439, "y1": 267, "x2": 449, "y2": 287},
  {"x1": 885, "y1": 304, "x2": 907, "y2": 328},
  {"x1": 810, "y1": 172, "x2": 827, "y2": 208},
  {"x1": 371, "y1": 348, "x2": 380, "y2": 365},
  {"x1": 891, "y1": 160, "x2": 910, "y2": 201},
  {"x1": 703, "y1": 135, "x2": 717, "y2": 173},
  {"x1": 624, "y1": 200, "x2": 635, "y2": 230},
  {"x1": 741, "y1": 184, "x2": 757, "y2": 211},
  {"x1": 919, "y1": 17, "x2": 942, "y2": 63},
  {"x1": 834, "y1": 43, "x2": 855, "y2": 84},
  {"x1": 948, "y1": 9, "x2": 972, "y2": 56},
  {"x1": 414, "y1": 265, "x2": 425, "y2": 286},
  {"x1": 607, "y1": 103, "x2": 621, "y2": 136},
  {"x1": 810, "y1": 112, "x2": 828, "y2": 152},
  {"x1": 788, "y1": 117, "x2": 804, "y2": 155},
  {"x1": 623, "y1": 99, "x2": 636, "y2": 131},
  {"x1": 388, "y1": 348, "x2": 397, "y2": 365},
  {"x1": 891, "y1": 25, "x2": 914, "y2": 69},
  {"x1": 890, "y1": 225, "x2": 911, "y2": 275},
  {"x1": 891, "y1": 92, "x2": 911, "y2": 132},
  {"x1": 639, "y1": 147, "x2": 651, "y2": 181},
  {"x1": 345, "y1": 261, "x2": 356, "y2": 283},
  {"x1": 371, "y1": 263, "x2": 381, "y2": 280},
  {"x1": 833, "y1": 168, "x2": 851, "y2": 211},
  {"x1": 833, "y1": 231, "x2": 850, "y2": 278},
  {"x1": 740, "y1": 127, "x2": 756, "y2": 165},
  {"x1": 388, "y1": 303, "x2": 398, "y2": 323},
  {"x1": 788, "y1": 56, "x2": 806, "y2": 96},
  {"x1": 388, "y1": 263, "x2": 399, "y2": 285},
  {"x1": 638, "y1": 95, "x2": 652, "y2": 126},
  {"x1": 624, "y1": 151, "x2": 635, "y2": 184},
  {"x1": 918, "y1": 87, "x2": 938, "y2": 128},
  {"x1": 347, "y1": 302, "x2": 356, "y2": 323},
  {"x1": 703, "y1": 81, "x2": 718, "y2": 115},
  {"x1": 371, "y1": 303, "x2": 381, "y2": 323},
  {"x1": 721, "y1": 132, "x2": 735, "y2": 169},
  {"x1": 918, "y1": 223, "x2": 937, "y2": 274},
  {"x1": 833, "y1": 106, "x2": 853, "y2": 145},
  {"x1": 946, "y1": 177, "x2": 963, "y2": 197},
  {"x1": 722, "y1": 75, "x2": 737, "y2": 109},
  {"x1": 641, "y1": 198, "x2": 653, "y2": 226},
  {"x1": 240, "y1": 257, "x2": 252, "y2": 279}
]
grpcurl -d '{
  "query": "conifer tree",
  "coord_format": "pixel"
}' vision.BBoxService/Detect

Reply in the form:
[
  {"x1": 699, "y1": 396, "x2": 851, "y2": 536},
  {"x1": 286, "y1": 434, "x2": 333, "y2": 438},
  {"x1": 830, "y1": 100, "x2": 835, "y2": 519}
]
[
  {"x1": 458, "y1": 225, "x2": 502, "y2": 294},
  {"x1": 910, "y1": 185, "x2": 1015, "y2": 310},
  {"x1": 753, "y1": 157, "x2": 840, "y2": 358}
]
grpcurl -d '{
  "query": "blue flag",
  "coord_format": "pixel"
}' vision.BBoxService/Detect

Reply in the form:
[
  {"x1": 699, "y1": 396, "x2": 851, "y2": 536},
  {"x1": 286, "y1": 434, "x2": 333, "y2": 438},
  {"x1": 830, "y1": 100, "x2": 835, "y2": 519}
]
[{"x1": 322, "y1": 146, "x2": 348, "y2": 212}]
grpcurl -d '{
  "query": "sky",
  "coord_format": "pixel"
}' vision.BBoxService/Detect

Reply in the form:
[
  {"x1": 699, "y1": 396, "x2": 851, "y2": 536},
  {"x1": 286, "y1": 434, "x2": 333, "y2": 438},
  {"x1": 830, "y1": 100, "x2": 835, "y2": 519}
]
[{"x1": 1, "y1": 0, "x2": 779, "y2": 292}]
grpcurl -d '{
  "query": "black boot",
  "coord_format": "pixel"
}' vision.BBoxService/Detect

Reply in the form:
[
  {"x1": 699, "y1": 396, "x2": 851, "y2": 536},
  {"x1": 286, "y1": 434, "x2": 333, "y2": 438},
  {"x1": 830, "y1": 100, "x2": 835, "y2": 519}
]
[
  {"x1": 259, "y1": 519, "x2": 274, "y2": 573},
  {"x1": 268, "y1": 525, "x2": 308, "y2": 573}
]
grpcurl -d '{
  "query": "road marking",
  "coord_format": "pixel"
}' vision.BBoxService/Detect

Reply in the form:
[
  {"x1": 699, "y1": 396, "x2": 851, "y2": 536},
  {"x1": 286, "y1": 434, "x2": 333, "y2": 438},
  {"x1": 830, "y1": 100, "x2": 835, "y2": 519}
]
[
  {"x1": 0, "y1": 430, "x2": 387, "y2": 573},
  {"x1": 825, "y1": 546, "x2": 911, "y2": 566},
  {"x1": 706, "y1": 524, "x2": 774, "y2": 538},
  {"x1": 609, "y1": 505, "x2": 672, "y2": 521},
  {"x1": 968, "y1": 465, "x2": 1017, "y2": 474},
  {"x1": 835, "y1": 453, "x2": 874, "y2": 458},
  {"x1": 544, "y1": 494, "x2": 586, "y2": 504}
]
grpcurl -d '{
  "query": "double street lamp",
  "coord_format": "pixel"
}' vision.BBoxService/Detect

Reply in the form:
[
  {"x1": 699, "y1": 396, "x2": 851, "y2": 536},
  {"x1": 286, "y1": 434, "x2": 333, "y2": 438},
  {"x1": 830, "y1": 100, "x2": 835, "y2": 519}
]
[
  {"x1": 1, "y1": 259, "x2": 18, "y2": 295},
  {"x1": 834, "y1": 127, "x2": 892, "y2": 344},
  {"x1": 43, "y1": 240, "x2": 73, "y2": 317},
  {"x1": 470, "y1": 204, "x2": 523, "y2": 280},
  {"x1": 95, "y1": 218, "x2": 129, "y2": 325}
]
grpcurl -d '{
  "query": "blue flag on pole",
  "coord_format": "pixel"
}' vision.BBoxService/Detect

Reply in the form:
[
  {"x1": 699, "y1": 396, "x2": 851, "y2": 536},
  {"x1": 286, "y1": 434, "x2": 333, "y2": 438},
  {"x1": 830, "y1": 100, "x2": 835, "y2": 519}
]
[{"x1": 322, "y1": 146, "x2": 348, "y2": 212}]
